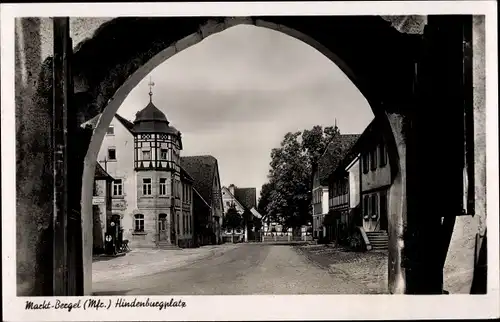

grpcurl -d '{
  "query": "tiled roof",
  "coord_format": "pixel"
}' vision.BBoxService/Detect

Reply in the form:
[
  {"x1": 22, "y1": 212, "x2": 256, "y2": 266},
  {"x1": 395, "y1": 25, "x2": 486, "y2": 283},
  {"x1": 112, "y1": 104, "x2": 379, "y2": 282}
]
[
  {"x1": 132, "y1": 101, "x2": 180, "y2": 135},
  {"x1": 180, "y1": 155, "x2": 219, "y2": 205},
  {"x1": 81, "y1": 114, "x2": 101, "y2": 129},
  {"x1": 115, "y1": 113, "x2": 135, "y2": 134},
  {"x1": 317, "y1": 134, "x2": 361, "y2": 185},
  {"x1": 180, "y1": 166, "x2": 194, "y2": 183},
  {"x1": 80, "y1": 113, "x2": 135, "y2": 135},
  {"x1": 94, "y1": 162, "x2": 114, "y2": 181},
  {"x1": 234, "y1": 187, "x2": 257, "y2": 211}
]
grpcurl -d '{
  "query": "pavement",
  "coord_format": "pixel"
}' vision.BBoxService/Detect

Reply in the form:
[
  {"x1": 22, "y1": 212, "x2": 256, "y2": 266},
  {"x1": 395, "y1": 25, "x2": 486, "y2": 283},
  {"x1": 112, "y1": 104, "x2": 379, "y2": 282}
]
[
  {"x1": 92, "y1": 243, "x2": 386, "y2": 295},
  {"x1": 92, "y1": 244, "x2": 239, "y2": 284},
  {"x1": 295, "y1": 244, "x2": 389, "y2": 294}
]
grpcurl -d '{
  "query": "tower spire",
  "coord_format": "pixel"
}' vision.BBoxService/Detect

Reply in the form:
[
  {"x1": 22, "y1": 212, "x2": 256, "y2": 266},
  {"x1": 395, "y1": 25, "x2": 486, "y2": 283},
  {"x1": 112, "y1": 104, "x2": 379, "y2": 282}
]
[{"x1": 148, "y1": 76, "x2": 155, "y2": 103}]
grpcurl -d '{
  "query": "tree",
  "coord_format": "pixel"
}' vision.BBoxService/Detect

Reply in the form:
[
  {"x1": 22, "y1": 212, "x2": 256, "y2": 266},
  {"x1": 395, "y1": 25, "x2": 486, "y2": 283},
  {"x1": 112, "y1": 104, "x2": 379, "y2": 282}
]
[
  {"x1": 261, "y1": 125, "x2": 341, "y2": 235},
  {"x1": 257, "y1": 181, "x2": 274, "y2": 219},
  {"x1": 222, "y1": 206, "x2": 243, "y2": 243}
]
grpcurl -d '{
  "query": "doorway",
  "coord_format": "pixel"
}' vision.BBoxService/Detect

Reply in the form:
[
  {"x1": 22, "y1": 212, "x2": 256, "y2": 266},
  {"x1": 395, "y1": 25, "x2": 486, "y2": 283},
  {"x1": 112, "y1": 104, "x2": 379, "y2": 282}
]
[{"x1": 158, "y1": 213, "x2": 168, "y2": 241}]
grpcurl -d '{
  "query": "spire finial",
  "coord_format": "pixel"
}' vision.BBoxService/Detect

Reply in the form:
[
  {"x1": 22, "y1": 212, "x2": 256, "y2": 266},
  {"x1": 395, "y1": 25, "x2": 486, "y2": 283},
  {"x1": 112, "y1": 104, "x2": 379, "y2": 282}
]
[
  {"x1": 148, "y1": 76, "x2": 155, "y2": 103},
  {"x1": 335, "y1": 118, "x2": 337, "y2": 128}
]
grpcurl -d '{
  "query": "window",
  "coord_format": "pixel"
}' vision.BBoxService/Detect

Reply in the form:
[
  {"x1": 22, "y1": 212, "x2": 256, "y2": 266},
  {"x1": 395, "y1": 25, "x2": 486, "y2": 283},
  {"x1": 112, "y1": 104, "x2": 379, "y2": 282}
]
[
  {"x1": 108, "y1": 148, "x2": 116, "y2": 160},
  {"x1": 370, "y1": 149, "x2": 377, "y2": 171},
  {"x1": 371, "y1": 194, "x2": 378, "y2": 218},
  {"x1": 142, "y1": 150, "x2": 151, "y2": 160},
  {"x1": 142, "y1": 178, "x2": 152, "y2": 196},
  {"x1": 158, "y1": 214, "x2": 167, "y2": 231},
  {"x1": 160, "y1": 149, "x2": 168, "y2": 160},
  {"x1": 106, "y1": 125, "x2": 114, "y2": 135},
  {"x1": 363, "y1": 195, "x2": 370, "y2": 219},
  {"x1": 112, "y1": 179, "x2": 123, "y2": 196},
  {"x1": 134, "y1": 214, "x2": 145, "y2": 232},
  {"x1": 159, "y1": 178, "x2": 168, "y2": 196},
  {"x1": 176, "y1": 213, "x2": 180, "y2": 234},
  {"x1": 362, "y1": 153, "x2": 369, "y2": 174},
  {"x1": 379, "y1": 144, "x2": 387, "y2": 167}
]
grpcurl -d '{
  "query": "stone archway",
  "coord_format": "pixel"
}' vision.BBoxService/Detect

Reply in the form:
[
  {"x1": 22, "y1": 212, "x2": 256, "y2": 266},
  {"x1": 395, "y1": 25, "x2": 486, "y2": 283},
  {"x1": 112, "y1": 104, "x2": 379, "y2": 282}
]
[
  {"x1": 17, "y1": 15, "x2": 482, "y2": 297},
  {"x1": 73, "y1": 16, "x2": 420, "y2": 294}
]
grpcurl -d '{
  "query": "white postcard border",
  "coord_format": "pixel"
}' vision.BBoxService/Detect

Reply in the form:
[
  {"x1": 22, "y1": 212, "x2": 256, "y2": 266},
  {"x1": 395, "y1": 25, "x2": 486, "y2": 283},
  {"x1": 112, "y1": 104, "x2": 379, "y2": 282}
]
[{"x1": 2, "y1": 1, "x2": 499, "y2": 321}]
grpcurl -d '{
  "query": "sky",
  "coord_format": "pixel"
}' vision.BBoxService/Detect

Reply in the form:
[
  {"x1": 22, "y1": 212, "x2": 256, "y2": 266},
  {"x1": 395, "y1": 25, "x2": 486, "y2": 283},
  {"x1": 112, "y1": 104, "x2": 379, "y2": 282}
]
[{"x1": 116, "y1": 25, "x2": 374, "y2": 199}]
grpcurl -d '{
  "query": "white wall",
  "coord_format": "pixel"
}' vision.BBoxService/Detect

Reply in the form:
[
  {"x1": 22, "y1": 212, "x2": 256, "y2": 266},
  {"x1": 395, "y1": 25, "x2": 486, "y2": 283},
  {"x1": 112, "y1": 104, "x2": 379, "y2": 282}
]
[
  {"x1": 97, "y1": 117, "x2": 136, "y2": 240},
  {"x1": 348, "y1": 158, "x2": 360, "y2": 209},
  {"x1": 321, "y1": 188, "x2": 329, "y2": 214},
  {"x1": 360, "y1": 145, "x2": 391, "y2": 192}
]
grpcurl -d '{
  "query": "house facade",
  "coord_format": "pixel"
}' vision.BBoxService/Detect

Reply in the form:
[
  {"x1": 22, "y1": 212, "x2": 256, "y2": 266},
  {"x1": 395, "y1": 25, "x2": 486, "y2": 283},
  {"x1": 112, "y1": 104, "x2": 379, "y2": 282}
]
[
  {"x1": 90, "y1": 89, "x2": 195, "y2": 249},
  {"x1": 180, "y1": 155, "x2": 224, "y2": 246},
  {"x1": 221, "y1": 185, "x2": 259, "y2": 242},
  {"x1": 311, "y1": 165, "x2": 329, "y2": 239},
  {"x1": 315, "y1": 133, "x2": 361, "y2": 241},
  {"x1": 328, "y1": 154, "x2": 361, "y2": 243},
  {"x1": 358, "y1": 121, "x2": 391, "y2": 234},
  {"x1": 92, "y1": 163, "x2": 114, "y2": 254}
]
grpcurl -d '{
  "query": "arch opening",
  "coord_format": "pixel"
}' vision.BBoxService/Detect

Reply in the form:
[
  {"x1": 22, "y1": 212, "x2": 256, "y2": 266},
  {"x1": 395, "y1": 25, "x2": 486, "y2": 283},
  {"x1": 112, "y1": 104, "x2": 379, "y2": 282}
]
[{"x1": 78, "y1": 16, "x2": 407, "y2": 295}]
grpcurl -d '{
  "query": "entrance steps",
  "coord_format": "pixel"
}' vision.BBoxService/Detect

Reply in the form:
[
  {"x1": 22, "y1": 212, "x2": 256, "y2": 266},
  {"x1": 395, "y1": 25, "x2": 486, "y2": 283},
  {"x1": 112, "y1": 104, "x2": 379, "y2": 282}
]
[
  {"x1": 155, "y1": 241, "x2": 181, "y2": 250},
  {"x1": 366, "y1": 230, "x2": 388, "y2": 250}
]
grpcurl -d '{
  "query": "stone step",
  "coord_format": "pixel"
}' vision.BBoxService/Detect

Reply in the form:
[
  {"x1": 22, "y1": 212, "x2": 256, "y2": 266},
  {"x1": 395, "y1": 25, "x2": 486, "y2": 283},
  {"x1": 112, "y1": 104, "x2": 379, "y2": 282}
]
[
  {"x1": 366, "y1": 230, "x2": 388, "y2": 251},
  {"x1": 371, "y1": 243, "x2": 388, "y2": 246},
  {"x1": 370, "y1": 238, "x2": 388, "y2": 242}
]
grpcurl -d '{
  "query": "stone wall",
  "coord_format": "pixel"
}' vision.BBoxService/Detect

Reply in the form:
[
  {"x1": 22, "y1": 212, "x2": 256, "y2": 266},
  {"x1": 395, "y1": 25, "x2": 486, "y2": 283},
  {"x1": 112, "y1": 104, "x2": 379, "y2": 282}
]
[
  {"x1": 14, "y1": 15, "x2": 487, "y2": 296},
  {"x1": 442, "y1": 15, "x2": 486, "y2": 294}
]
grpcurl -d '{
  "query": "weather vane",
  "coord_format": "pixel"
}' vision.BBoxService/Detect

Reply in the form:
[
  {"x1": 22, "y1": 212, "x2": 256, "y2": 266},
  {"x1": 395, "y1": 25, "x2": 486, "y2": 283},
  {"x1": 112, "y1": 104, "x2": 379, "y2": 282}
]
[{"x1": 148, "y1": 76, "x2": 155, "y2": 102}]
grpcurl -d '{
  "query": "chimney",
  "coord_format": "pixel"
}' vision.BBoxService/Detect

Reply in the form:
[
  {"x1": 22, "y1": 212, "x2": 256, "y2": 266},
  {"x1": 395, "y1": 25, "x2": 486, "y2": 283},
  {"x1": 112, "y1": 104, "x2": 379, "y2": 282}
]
[{"x1": 229, "y1": 184, "x2": 235, "y2": 195}]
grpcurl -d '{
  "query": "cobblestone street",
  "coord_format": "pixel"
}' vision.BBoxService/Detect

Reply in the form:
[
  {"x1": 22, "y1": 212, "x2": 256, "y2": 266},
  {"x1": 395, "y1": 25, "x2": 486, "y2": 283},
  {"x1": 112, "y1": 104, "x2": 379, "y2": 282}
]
[
  {"x1": 295, "y1": 244, "x2": 389, "y2": 294},
  {"x1": 92, "y1": 243, "x2": 388, "y2": 295},
  {"x1": 92, "y1": 244, "x2": 240, "y2": 284}
]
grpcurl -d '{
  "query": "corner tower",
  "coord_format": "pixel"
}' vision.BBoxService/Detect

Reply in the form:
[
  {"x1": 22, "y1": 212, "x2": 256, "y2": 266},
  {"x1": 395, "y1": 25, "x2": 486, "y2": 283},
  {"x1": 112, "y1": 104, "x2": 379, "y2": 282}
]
[{"x1": 131, "y1": 78, "x2": 183, "y2": 248}]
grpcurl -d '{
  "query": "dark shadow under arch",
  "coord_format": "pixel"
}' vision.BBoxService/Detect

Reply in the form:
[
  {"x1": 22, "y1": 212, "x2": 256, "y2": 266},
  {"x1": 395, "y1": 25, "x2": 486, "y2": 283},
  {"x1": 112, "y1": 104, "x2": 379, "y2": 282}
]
[{"x1": 50, "y1": 16, "x2": 420, "y2": 294}]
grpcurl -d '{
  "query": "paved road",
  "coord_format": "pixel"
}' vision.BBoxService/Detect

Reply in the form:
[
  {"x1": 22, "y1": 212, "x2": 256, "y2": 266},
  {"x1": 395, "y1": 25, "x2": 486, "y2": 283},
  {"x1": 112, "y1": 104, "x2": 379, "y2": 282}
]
[{"x1": 92, "y1": 244, "x2": 369, "y2": 295}]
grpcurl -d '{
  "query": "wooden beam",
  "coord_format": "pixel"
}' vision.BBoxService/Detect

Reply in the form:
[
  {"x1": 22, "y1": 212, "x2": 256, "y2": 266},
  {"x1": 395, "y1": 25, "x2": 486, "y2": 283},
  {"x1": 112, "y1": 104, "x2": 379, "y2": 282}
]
[{"x1": 52, "y1": 17, "x2": 70, "y2": 296}]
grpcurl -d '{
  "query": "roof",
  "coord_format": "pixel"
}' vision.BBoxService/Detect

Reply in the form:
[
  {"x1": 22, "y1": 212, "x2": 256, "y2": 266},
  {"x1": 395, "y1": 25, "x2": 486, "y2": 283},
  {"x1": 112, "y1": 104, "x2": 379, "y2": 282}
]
[
  {"x1": 193, "y1": 187, "x2": 211, "y2": 209},
  {"x1": 81, "y1": 114, "x2": 101, "y2": 129},
  {"x1": 180, "y1": 155, "x2": 219, "y2": 205},
  {"x1": 180, "y1": 166, "x2": 194, "y2": 183},
  {"x1": 94, "y1": 162, "x2": 114, "y2": 181},
  {"x1": 115, "y1": 113, "x2": 135, "y2": 134},
  {"x1": 317, "y1": 134, "x2": 361, "y2": 185},
  {"x1": 250, "y1": 207, "x2": 262, "y2": 219},
  {"x1": 221, "y1": 186, "x2": 246, "y2": 211},
  {"x1": 80, "y1": 113, "x2": 134, "y2": 135},
  {"x1": 349, "y1": 118, "x2": 383, "y2": 153},
  {"x1": 132, "y1": 100, "x2": 181, "y2": 135},
  {"x1": 234, "y1": 187, "x2": 257, "y2": 211}
]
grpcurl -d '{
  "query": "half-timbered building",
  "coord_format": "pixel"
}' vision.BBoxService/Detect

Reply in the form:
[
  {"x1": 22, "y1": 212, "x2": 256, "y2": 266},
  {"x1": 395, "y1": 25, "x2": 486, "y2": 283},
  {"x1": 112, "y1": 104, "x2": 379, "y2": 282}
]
[{"x1": 93, "y1": 84, "x2": 195, "y2": 249}]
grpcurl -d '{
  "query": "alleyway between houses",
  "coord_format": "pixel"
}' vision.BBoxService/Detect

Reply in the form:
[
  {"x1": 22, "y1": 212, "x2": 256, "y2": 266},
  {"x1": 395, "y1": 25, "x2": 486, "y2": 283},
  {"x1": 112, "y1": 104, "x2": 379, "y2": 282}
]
[{"x1": 92, "y1": 243, "x2": 389, "y2": 295}]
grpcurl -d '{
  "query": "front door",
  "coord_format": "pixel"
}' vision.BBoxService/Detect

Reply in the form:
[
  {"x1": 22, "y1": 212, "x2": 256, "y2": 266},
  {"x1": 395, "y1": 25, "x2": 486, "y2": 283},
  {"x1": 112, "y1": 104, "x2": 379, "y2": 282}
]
[{"x1": 158, "y1": 214, "x2": 168, "y2": 241}]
